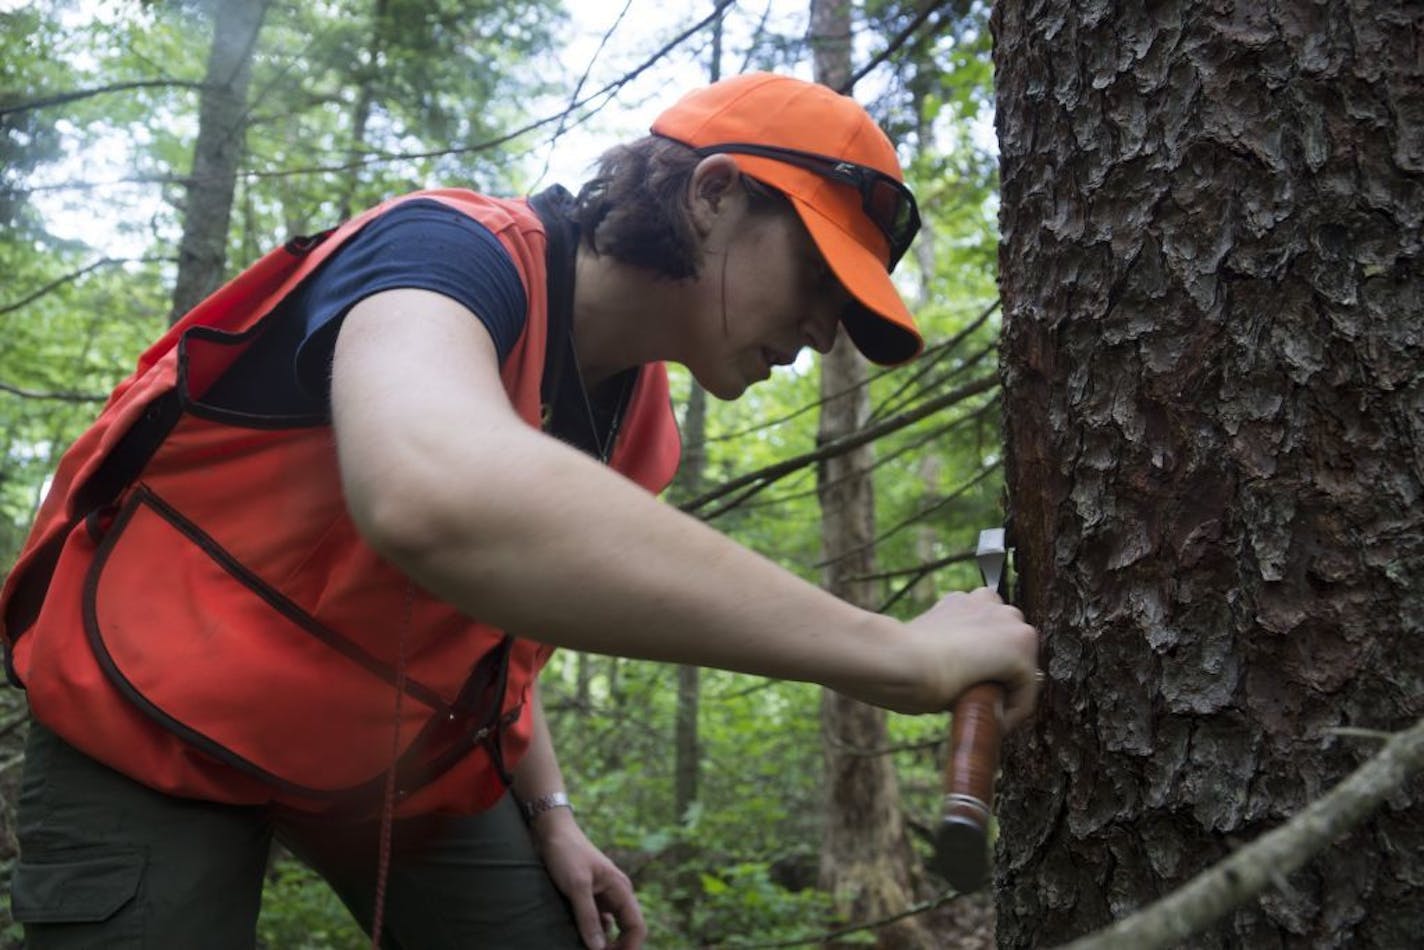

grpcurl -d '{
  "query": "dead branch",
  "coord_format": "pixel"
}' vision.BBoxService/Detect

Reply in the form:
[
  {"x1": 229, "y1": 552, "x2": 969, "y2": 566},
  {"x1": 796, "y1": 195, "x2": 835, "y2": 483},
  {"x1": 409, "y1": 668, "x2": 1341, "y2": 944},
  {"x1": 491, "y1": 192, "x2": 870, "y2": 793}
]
[
  {"x1": 1056, "y1": 715, "x2": 1424, "y2": 950},
  {"x1": 682, "y1": 373, "x2": 998, "y2": 518}
]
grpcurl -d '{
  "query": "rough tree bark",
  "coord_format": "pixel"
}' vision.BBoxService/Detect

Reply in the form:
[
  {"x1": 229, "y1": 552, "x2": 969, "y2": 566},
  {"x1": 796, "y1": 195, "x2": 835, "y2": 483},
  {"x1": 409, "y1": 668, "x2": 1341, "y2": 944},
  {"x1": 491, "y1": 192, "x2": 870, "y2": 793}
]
[
  {"x1": 168, "y1": 0, "x2": 271, "y2": 323},
  {"x1": 993, "y1": 2, "x2": 1422, "y2": 947},
  {"x1": 812, "y1": 2, "x2": 933, "y2": 946}
]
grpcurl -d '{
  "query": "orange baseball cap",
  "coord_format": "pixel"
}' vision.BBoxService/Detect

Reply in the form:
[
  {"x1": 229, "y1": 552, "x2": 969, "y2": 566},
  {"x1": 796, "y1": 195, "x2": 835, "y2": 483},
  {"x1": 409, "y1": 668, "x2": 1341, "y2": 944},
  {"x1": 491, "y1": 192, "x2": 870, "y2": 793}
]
[{"x1": 651, "y1": 72, "x2": 923, "y2": 365}]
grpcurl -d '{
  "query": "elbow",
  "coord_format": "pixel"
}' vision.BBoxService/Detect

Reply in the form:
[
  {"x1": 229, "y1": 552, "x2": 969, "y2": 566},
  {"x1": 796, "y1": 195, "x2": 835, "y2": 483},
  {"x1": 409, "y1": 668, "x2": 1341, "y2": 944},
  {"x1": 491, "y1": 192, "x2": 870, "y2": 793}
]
[
  {"x1": 339, "y1": 440, "x2": 478, "y2": 576},
  {"x1": 338, "y1": 443, "x2": 526, "y2": 600},
  {"x1": 345, "y1": 478, "x2": 447, "y2": 570}
]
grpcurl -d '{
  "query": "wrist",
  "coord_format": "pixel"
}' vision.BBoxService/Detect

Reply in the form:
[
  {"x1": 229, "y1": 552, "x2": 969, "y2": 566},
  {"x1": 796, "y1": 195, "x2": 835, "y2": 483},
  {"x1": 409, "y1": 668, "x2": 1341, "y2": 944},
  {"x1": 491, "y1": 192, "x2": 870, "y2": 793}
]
[
  {"x1": 833, "y1": 612, "x2": 929, "y2": 713},
  {"x1": 520, "y1": 790, "x2": 574, "y2": 824}
]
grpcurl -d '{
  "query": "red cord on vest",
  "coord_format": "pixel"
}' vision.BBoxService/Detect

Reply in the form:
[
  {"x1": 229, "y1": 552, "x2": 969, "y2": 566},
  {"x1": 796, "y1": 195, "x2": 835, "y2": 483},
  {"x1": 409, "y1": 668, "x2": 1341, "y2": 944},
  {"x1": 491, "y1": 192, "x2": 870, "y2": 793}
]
[{"x1": 370, "y1": 584, "x2": 413, "y2": 949}]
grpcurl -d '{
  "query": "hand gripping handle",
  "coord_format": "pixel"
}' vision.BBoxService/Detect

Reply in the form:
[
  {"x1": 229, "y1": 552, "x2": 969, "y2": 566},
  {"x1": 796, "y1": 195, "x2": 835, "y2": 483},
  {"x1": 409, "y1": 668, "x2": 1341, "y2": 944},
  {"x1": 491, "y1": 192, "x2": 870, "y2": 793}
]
[
  {"x1": 930, "y1": 528, "x2": 1007, "y2": 892},
  {"x1": 932, "y1": 682, "x2": 1003, "y2": 891}
]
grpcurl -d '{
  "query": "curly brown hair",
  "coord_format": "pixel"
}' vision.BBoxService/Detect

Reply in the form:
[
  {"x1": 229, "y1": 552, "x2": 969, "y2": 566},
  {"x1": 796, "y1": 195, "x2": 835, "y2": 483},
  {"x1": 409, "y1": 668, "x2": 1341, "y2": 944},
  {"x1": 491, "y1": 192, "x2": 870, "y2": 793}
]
[{"x1": 573, "y1": 135, "x2": 790, "y2": 280}]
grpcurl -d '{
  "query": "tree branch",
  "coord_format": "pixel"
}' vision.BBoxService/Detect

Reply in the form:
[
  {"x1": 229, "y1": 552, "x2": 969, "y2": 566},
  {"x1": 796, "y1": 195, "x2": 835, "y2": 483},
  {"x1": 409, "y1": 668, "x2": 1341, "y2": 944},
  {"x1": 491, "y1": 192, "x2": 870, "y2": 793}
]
[
  {"x1": 734, "y1": 400, "x2": 997, "y2": 512},
  {"x1": 874, "y1": 549, "x2": 978, "y2": 613},
  {"x1": 1057, "y1": 716, "x2": 1424, "y2": 950},
  {"x1": 682, "y1": 373, "x2": 998, "y2": 518},
  {"x1": 0, "y1": 256, "x2": 175, "y2": 316},
  {"x1": 10, "y1": 0, "x2": 740, "y2": 196},
  {"x1": 839, "y1": 0, "x2": 956, "y2": 92},
  {"x1": 707, "y1": 312, "x2": 992, "y2": 445},
  {"x1": 0, "y1": 381, "x2": 108, "y2": 403},
  {"x1": 814, "y1": 460, "x2": 999, "y2": 568},
  {"x1": 0, "y1": 79, "x2": 209, "y2": 119},
  {"x1": 713, "y1": 888, "x2": 964, "y2": 948}
]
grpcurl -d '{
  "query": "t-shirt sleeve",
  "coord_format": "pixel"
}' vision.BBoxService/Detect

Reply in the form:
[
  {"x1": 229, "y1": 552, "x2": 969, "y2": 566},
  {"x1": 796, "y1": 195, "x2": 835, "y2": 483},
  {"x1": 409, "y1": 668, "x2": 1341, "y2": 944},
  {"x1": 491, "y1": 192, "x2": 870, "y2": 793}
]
[{"x1": 292, "y1": 198, "x2": 528, "y2": 397}]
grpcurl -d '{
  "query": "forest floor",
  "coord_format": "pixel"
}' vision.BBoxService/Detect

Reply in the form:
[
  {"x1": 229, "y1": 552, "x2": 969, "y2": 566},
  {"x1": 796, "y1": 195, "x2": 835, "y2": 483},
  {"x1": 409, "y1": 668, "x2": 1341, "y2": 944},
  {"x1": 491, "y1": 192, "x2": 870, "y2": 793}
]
[
  {"x1": 929, "y1": 889, "x2": 995, "y2": 948},
  {"x1": 0, "y1": 690, "x2": 26, "y2": 948}
]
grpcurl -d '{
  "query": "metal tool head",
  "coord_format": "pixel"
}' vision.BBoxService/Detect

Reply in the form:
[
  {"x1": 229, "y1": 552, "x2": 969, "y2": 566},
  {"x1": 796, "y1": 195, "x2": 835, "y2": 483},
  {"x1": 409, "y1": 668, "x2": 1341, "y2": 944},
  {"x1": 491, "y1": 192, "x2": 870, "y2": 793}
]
[
  {"x1": 931, "y1": 813, "x2": 991, "y2": 892},
  {"x1": 976, "y1": 528, "x2": 1006, "y2": 591}
]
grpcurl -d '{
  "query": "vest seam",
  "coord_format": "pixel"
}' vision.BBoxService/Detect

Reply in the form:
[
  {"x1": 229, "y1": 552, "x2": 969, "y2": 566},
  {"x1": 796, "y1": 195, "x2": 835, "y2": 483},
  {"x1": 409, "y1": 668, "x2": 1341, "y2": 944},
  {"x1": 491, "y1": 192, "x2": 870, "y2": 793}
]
[
  {"x1": 79, "y1": 488, "x2": 506, "y2": 805},
  {"x1": 112, "y1": 486, "x2": 452, "y2": 712}
]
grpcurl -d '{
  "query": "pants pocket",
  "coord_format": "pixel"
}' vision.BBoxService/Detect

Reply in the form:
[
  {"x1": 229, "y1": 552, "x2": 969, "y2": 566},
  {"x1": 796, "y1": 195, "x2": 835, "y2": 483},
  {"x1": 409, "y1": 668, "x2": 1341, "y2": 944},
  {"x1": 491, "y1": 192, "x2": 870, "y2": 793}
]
[{"x1": 11, "y1": 850, "x2": 144, "y2": 945}]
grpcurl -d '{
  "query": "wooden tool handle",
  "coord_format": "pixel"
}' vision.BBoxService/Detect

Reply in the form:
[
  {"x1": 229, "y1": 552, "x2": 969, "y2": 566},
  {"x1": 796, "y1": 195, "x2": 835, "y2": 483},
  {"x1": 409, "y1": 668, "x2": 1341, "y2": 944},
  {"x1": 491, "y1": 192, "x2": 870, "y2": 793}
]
[{"x1": 931, "y1": 681, "x2": 1004, "y2": 892}]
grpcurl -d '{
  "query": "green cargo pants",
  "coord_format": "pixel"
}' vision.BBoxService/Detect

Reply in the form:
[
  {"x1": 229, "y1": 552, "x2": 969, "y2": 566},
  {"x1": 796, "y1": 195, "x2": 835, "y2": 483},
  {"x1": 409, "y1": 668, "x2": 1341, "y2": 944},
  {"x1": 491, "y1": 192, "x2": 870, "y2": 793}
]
[{"x1": 10, "y1": 720, "x2": 586, "y2": 949}]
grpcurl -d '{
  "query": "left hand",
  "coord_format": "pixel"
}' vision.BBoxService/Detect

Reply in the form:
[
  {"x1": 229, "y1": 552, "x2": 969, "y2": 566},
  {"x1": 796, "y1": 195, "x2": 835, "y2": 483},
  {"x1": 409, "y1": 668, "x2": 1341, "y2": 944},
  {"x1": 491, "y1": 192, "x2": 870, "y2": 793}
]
[{"x1": 530, "y1": 809, "x2": 646, "y2": 949}]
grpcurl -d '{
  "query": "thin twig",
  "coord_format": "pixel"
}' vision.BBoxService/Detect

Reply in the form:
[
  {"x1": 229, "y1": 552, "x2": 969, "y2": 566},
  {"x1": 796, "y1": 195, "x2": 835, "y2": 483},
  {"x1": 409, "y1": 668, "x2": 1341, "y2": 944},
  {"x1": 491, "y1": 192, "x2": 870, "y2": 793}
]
[
  {"x1": 1, "y1": 256, "x2": 175, "y2": 316},
  {"x1": 707, "y1": 318, "x2": 988, "y2": 444},
  {"x1": 0, "y1": 79, "x2": 210, "y2": 118},
  {"x1": 875, "y1": 549, "x2": 979, "y2": 613},
  {"x1": 823, "y1": 732, "x2": 942, "y2": 758},
  {"x1": 682, "y1": 374, "x2": 998, "y2": 516},
  {"x1": 815, "y1": 461, "x2": 1000, "y2": 568},
  {"x1": 735, "y1": 399, "x2": 999, "y2": 512},
  {"x1": 530, "y1": 0, "x2": 635, "y2": 191},
  {"x1": 0, "y1": 381, "x2": 108, "y2": 403},
  {"x1": 839, "y1": 0, "x2": 956, "y2": 92},
  {"x1": 854, "y1": 548, "x2": 977, "y2": 584},
  {"x1": 711, "y1": 889, "x2": 964, "y2": 948},
  {"x1": 12, "y1": 0, "x2": 740, "y2": 196}
]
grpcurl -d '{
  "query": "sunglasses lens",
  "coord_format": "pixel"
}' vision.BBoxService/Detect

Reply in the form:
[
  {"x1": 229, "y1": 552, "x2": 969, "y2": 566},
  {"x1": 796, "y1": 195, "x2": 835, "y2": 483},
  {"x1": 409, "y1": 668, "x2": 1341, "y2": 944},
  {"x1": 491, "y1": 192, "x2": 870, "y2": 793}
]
[
  {"x1": 864, "y1": 181, "x2": 904, "y2": 236},
  {"x1": 864, "y1": 178, "x2": 917, "y2": 265}
]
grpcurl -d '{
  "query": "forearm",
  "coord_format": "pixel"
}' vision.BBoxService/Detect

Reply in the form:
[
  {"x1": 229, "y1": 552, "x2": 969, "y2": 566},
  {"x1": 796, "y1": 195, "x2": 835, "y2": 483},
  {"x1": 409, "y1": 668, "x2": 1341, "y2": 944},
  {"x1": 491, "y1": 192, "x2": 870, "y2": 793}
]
[
  {"x1": 331, "y1": 293, "x2": 987, "y2": 716},
  {"x1": 511, "y1": 683, "x2": 566, "y2": 804},
  {"x1": 383, "y1": 427, "x2": 915, "y2": 706}
]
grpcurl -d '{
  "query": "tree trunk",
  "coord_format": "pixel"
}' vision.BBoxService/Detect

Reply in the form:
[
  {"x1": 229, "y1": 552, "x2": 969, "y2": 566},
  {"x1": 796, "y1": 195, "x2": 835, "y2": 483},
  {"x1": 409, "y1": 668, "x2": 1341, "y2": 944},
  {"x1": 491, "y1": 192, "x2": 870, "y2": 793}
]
[
  {"x1": 672, "y1": 0, "x2": 722, "y2": 842},
  {"x1": 336, "y1": 0, "x2": 389, "y2": 221},
  {"x1": 993, "y1": 2, "x2": 1423, "y2": 947},
  {"x1": 673, "y1": 384, "x2": 707, "y2": 825},
  {"x1": 812, "y1": 2, "x2": 932, "y2": 946},
  {"x1": 168, "y1": 0, "x2": 271, "y2": 323},
  {"x1": 671, "y1": 383, "x2": 706, "y2": 931}
]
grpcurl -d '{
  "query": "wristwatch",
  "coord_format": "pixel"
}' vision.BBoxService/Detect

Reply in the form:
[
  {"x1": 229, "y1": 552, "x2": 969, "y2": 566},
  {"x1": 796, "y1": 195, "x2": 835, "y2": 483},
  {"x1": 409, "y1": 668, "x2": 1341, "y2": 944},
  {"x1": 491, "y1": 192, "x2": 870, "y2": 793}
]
[{"x1": 522, "y1": 791, "x2": 574, "y2": 822}]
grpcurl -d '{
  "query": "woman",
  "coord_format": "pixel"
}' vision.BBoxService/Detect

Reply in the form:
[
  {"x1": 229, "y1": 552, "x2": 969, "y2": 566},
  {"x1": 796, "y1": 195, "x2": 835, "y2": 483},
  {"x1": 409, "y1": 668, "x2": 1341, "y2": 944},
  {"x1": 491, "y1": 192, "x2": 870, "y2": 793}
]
[{"x1": 2, "y1": 73, "x2": 1039, "y2": 949}]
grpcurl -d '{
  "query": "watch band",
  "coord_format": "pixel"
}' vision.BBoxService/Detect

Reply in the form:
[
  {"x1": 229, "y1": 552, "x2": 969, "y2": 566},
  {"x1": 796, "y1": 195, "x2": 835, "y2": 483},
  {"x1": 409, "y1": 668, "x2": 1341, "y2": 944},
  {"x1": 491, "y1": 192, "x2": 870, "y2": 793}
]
[{"x1": 522, "y1": 791, "x2": 573, "y2": 821}]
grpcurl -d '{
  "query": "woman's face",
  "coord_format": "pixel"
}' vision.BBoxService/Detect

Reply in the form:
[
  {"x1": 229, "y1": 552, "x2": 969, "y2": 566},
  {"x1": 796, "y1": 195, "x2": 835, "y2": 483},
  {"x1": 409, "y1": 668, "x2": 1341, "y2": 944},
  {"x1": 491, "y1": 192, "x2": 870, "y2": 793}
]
[{"x1": 681, "y1": 165, "x2": 850, "y2": 400}]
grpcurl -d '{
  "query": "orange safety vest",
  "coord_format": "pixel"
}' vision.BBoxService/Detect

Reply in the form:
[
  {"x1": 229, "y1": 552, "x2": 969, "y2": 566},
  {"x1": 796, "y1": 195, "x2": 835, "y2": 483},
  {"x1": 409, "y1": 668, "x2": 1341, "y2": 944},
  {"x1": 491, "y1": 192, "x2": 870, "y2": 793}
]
[{"x1": 0, "y1": 189, "x2": 680, "y2": 816}]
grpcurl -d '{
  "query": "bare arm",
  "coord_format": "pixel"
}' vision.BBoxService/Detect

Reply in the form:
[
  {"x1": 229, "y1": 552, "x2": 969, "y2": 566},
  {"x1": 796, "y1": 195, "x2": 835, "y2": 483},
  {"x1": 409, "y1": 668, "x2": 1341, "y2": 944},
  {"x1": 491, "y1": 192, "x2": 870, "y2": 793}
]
[
  {"x1": 514, "y1": 686, "x2": 646, "y2": 949},
  {"x1": 331, "y1": 289, "x2": 1038, "y2": 721}
]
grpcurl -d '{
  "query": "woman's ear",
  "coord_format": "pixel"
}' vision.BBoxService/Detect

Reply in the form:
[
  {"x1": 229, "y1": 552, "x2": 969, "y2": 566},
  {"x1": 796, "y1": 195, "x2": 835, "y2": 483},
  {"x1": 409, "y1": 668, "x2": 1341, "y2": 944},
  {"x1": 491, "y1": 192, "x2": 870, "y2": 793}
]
[{"x1": 687, "y1": 154, "x2": 743, "y2": 237}]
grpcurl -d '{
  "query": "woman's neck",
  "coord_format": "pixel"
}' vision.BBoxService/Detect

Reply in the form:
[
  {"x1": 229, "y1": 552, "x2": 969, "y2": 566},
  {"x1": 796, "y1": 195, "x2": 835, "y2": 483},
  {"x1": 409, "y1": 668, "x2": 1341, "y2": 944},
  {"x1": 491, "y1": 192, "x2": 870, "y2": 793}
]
[{"x1": 571, "y1": 247, "x2": 689, "y2": 388}]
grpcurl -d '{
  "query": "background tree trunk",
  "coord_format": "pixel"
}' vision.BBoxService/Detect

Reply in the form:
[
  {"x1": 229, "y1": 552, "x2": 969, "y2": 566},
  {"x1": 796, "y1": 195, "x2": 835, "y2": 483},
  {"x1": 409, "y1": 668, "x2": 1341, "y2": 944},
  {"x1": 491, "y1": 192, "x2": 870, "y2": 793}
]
[
  {"x1": 993, "y1": 1, "x2": 1423, "y2": 946},
  {"x1": 335, "y1": 0, "x2": 389, "y2": 221},
  {"x1": 168, "y1": 0, "x2": 271, "y2": 322},
  {"x1": 811, "y1": 1, "x2": 932, "y2": 945}
]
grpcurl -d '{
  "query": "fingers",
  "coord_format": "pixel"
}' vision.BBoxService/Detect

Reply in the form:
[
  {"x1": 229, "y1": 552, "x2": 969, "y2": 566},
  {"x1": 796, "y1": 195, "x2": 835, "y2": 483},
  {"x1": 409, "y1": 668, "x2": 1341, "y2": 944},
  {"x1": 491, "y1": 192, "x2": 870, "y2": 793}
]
[
  {"x1": 957, "y1": 587, "x2": 1040, "y2": 729},
  {"x1": 595, "y1": 868, "x2": 646, "y2": 950},
  {"x1": 568, "y1": 882, "x2": 607, "y2": 950},
  {"x1": 1001, "y1": 666, "x2": 1043, "y2": 732}
]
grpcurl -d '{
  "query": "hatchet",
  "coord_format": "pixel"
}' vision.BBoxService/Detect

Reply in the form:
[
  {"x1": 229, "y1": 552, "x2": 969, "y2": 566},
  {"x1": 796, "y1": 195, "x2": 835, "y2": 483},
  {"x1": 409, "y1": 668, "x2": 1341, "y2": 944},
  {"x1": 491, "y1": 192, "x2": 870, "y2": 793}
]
[{"x1": 930, "y1": 527, "x2": 1006, "y2": 892}]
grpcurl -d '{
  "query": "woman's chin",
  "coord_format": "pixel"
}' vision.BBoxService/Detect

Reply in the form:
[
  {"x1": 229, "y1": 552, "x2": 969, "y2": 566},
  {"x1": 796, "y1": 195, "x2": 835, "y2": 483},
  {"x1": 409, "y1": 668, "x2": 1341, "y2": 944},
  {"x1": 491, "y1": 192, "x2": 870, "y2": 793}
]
[{"x1": 693, "y1": 370, "x2": 750, "y2": 402}]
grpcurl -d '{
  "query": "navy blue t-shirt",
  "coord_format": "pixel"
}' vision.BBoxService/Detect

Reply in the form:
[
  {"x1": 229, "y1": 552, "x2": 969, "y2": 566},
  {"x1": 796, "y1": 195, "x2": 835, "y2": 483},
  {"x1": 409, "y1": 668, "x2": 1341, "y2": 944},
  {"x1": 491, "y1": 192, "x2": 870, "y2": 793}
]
[{"x1": 203, "y1": 199, "x2": 527, "y2": 417}]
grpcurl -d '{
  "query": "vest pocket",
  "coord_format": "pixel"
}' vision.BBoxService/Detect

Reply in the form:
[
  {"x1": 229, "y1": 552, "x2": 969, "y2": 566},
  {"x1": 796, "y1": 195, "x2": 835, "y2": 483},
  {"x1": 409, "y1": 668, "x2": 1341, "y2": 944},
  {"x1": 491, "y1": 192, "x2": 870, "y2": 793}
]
[{"x1": 83, "y1": 487, "x2": 454, "y2": 800}]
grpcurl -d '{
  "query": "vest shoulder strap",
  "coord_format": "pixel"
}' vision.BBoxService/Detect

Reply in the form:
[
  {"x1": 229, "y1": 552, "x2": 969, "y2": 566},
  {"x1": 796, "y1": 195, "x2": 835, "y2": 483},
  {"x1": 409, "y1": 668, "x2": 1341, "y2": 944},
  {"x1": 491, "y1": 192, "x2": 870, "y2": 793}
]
[{"x1": 526, "y1": 186, "x2": 577, "y2": 418}]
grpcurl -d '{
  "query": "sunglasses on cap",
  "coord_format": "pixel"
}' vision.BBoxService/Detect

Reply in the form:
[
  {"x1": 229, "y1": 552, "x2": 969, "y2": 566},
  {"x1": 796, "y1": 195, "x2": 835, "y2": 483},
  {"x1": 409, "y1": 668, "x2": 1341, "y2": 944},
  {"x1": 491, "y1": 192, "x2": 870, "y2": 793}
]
[{"x1": 692, "y1": 142, "x2": 922, "y2": 272}]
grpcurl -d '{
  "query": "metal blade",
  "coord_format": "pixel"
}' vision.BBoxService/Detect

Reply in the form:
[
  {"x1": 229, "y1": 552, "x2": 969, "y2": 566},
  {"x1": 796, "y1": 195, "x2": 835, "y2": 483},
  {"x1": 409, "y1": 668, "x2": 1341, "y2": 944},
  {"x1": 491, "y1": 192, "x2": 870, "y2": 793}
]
[{"x1": 976, "y1": 528, "x2": 1006, "y2": 591}]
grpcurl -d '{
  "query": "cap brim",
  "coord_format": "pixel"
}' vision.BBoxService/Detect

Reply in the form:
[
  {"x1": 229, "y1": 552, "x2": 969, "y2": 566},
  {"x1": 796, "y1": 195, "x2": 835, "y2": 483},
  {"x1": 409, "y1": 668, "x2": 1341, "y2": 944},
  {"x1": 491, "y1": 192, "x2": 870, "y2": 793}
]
[{"x1": 789, "y1": 195, "x2": 923, "y2": 365}]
